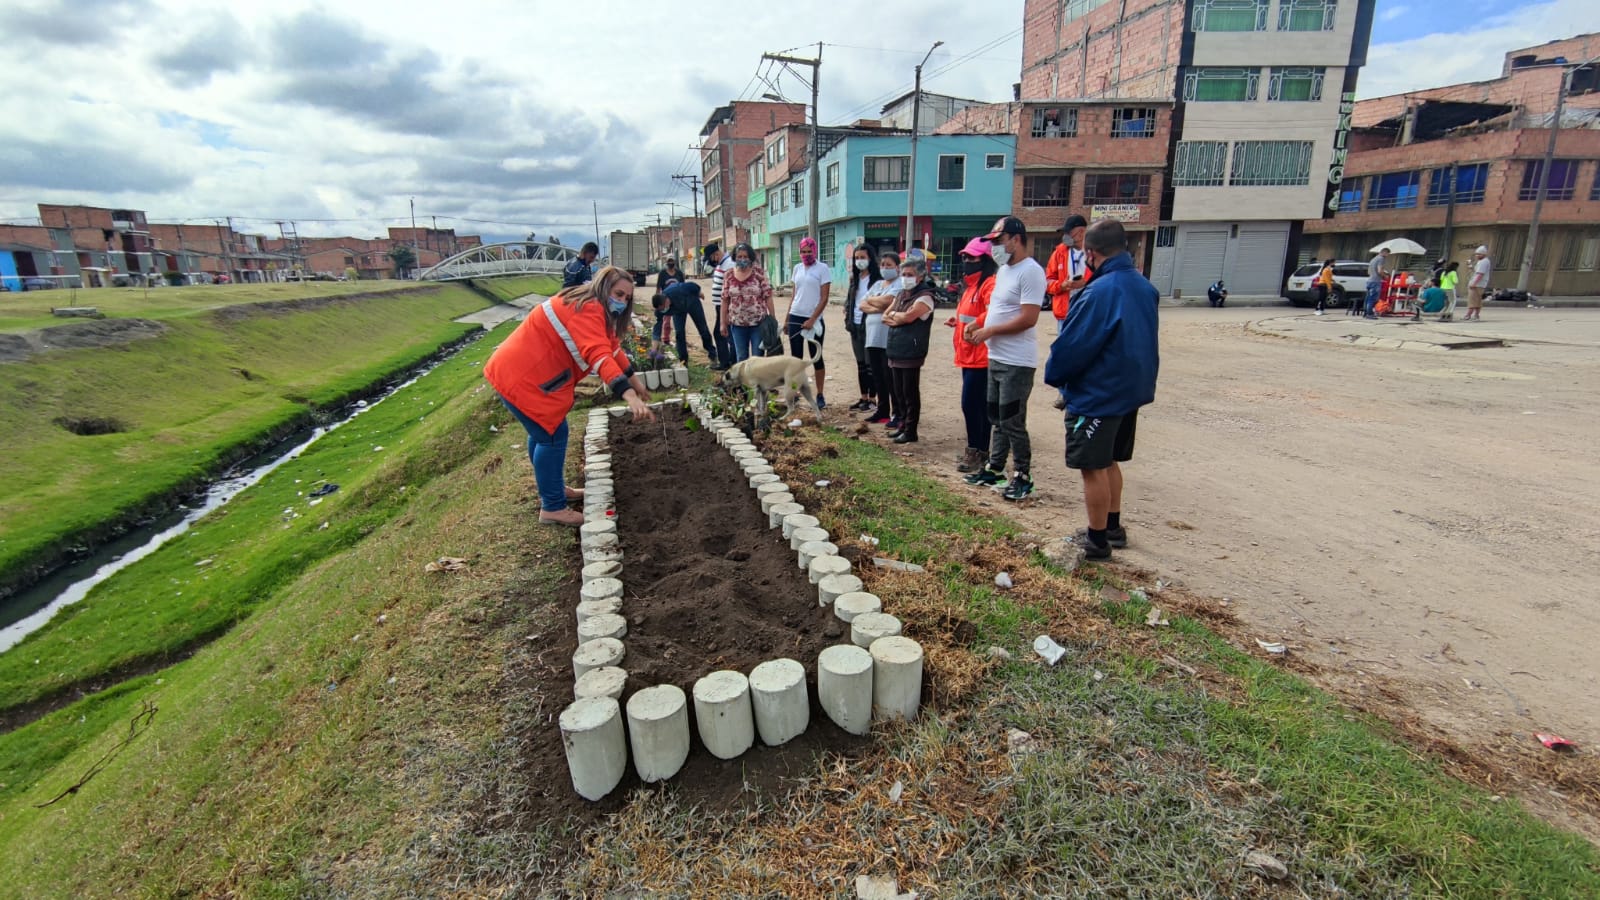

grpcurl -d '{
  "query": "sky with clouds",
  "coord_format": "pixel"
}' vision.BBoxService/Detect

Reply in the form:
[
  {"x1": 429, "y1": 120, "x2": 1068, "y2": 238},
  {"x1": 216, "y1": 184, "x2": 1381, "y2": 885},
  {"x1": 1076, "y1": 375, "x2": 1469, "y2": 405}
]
[{"x1": 0, "y1": 0, "x2": 1592, "y2": 247}]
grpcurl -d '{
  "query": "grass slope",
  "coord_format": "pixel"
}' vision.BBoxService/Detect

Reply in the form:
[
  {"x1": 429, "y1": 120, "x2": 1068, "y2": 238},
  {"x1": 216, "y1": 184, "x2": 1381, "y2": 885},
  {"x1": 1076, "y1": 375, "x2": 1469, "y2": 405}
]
[
  {"x1": 3, "y1": 398, "x2": 1596, "y2": 897},
  {"x1": 473, "y1": 274, "x2": 561, "y2": 304},
  {"x1": 0, "y1": 280, "x2": 422, "y2": 334},
  {"x1": 0, "y1": 285, "x2": 489, "y2": 594}
]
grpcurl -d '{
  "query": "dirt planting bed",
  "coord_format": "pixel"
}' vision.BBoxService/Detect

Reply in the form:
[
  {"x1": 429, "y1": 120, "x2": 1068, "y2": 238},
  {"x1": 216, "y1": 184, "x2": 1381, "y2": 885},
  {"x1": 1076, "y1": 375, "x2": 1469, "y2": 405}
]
[{"x1": 511, "y1": 405, "x2": 863, "y2": 824}]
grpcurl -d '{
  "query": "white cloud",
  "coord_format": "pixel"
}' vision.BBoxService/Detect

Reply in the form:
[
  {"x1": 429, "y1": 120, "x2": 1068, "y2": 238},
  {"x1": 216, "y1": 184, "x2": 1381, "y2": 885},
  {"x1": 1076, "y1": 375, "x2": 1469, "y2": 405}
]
[
  {"x1": 1379, "y1": 4, "x2": 1410, "y2": 23},
  {"x1": 0, "y1": 0, "x2": 1020, "y2": 246},
  {"x1": 1359, "y1": 0, "x2": 1597, "y2": 99}
]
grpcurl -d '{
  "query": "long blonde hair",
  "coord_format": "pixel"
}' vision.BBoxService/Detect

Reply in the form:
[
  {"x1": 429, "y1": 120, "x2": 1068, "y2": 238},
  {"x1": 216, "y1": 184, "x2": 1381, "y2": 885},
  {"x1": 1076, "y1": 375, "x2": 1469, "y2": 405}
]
[{"x1": 557, "y1": 265, "x2": 635, "y2": 338}]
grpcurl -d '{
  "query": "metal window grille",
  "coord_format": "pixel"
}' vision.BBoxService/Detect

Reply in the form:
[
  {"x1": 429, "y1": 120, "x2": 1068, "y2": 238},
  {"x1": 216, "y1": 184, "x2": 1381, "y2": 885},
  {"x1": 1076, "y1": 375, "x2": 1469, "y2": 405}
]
[
  {"x1": 985, "y1": 154, "x2": 1006, "y2": 170},
  {"x1": 826, "y1": 163, "x2": 840, "y2": 196},
  {"x1": 1194, "y1": 0, "x2": 1268, "y2": 32},
  {"x1": 938, "y1": 155, "x2": 966, "y2": 191},
  {"x1": 1495, "y1": 229, "x2": 1526, "y2": 268},
  {"x1": 1366, "y1": 171, "x2": 1421, "y2": 209},
  {"x1": 1337, "y1": 178, "x2": 1363, "y2": 212},
  {"x1": 1111, "y1": 107, "x2": 1157, "y2": 139},
  {"x1": 1083, "y1": 174, "x2": 1152, "y2": 205},
  {"x1": 1030, "y1": 107, "x2": 1078, "y2": 138},
  {"x1": 1580, "y1": 232, "x2": 1600, "y2": 271},
  {"x1": 1267, "y1": 67, "x2": 1324, "y2": 101},
  {"x1": 1172, "y1": 141, "x2": 1229, "y2": 186},
  {"x1": 791, "y1": 179, "x2": 804, "y2": 207},
  {"x1": 1063, "y1": 0, "x2": 1113, "y2": 23},
  {"x1": 1022, "y1": 175, "x2": 1072, "y2": 207},
  {"x1": 1229, "y1": 141, "x2": 1314, "y2": 186},
  {"x1": 1155, "y1": 226, "x2": 1176, "y2": 248},
  {"x1": 1278, "y1": 0, "x2": 1336, "y2": 31},
  {"x1": 1426, "y1": 163, "x2": 1488, "y2": 206},
  {"x1": 1592, "y1": 166, "x2": 1600, "y2": 201},
  {"x1": 1183, "y1": 68, "x2": 1260, "y2": 102},
  {"x1": 819, "y1": 226, "x2": 837, "y2": 266},
  {"x1": 863, "y1": 156, "x2": 909, "y2": 191},
  {"x1": 1519, "y1": 159, "x2": 1578, "y2": 201}
]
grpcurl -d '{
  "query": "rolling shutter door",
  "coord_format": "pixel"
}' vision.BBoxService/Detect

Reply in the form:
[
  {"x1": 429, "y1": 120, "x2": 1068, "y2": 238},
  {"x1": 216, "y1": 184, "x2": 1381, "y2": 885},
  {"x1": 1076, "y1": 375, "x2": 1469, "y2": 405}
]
[
  {"x1": 1230, "y1": 225, "x2": 1289, "y2": 295},
  {"x1": 1175, "y1": 229, "x2": 1228, "y2": 298}
]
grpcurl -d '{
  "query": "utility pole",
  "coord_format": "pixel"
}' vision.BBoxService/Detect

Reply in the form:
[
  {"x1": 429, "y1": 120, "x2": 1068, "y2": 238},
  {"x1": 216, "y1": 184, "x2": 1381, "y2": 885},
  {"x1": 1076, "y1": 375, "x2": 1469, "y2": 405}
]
[
  {"x1": 1517, "y1": 66, "x2": 1570, "y2": 293},
  {"x1": 671, "y1": 173, "x2": 703, "y2": 263},
  {"x1": 1441, "y1": 163, "x2": 1458, "y2": 259},
  {"x1": 218, "y1": 218, "x2": 236, "y2": 283},
  {"x1": 905, "y1": 41, "x2": 944, "y2": 255},
  {"x1": 593, "y1": 201, "x2": 601, "y2": 252},
  {"x1": 762, "y1": 46, "x2": 823, "y2": 244},
  {"x1": 409, "y1": 197, "x2": 420, "y2": 279}
]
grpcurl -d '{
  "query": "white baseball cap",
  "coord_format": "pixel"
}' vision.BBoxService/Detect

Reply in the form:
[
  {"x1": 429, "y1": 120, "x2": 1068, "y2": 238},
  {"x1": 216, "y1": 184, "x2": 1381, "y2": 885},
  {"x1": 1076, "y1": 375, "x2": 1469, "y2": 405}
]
[{"x1": 1475, "y1": 245, "x2": 1489, "y2": 254}]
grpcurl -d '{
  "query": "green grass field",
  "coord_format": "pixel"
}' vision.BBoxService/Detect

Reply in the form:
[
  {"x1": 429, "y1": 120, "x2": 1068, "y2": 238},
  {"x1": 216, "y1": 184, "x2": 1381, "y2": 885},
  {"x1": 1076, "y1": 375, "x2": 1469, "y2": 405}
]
[
  {"x1": 0, "y1": 283, "x2": 489, "y2": 603},
  {"x1": 0, "y1": 280, "x2": 423, "y2": 334},
  {"x1": 2, "y1": 385, "x2": 1595, "y2": 896},
  {"x1": 472, "y1": 274, "x2": 561, "y2": 304}
]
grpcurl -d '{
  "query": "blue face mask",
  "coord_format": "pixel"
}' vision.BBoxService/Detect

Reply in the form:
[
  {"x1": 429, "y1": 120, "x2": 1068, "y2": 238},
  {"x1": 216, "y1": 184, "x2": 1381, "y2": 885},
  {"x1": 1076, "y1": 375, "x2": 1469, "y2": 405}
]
[{"x1": 606, "y1": 297, "x2": 629, "y2": 315}]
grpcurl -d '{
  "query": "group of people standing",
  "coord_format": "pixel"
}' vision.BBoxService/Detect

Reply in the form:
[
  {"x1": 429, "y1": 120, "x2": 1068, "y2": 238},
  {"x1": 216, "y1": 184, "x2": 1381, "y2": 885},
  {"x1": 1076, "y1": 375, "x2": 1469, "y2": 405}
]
[
  {"x1": 485, "y1": 211, "x2": 1160, "y2": 562},
  {"x1": 1342, "y1": 245, "x2": 1493, "y2": 322}
]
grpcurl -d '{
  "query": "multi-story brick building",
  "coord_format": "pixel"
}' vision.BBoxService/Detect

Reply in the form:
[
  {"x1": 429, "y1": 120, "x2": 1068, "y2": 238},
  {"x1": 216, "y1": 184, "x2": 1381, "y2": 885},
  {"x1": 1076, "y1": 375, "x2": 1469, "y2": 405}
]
[
  {"x1": 700, "y1": 100, "x2": 809, "y2": 254},
  {"x1": 1304, "y1": 34, "x2": 1600, "y2": 296},
  {"x1": 943, "y1": 0, "x2": 1377, "y2": 297}
]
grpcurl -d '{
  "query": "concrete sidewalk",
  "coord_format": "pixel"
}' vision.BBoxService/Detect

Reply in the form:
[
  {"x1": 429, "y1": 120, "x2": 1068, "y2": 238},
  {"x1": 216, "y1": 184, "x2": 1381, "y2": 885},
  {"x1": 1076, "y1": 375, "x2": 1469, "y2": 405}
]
[
  {"x1": 453, "y1": 292, "x2": 543, "y2": 330},
  {"x1": 1248, "y1": 305, "x2": 1600, "y2": 351},
  {"x1": 1165, "y1": 294, "x2": 1600, "y2": 309}
]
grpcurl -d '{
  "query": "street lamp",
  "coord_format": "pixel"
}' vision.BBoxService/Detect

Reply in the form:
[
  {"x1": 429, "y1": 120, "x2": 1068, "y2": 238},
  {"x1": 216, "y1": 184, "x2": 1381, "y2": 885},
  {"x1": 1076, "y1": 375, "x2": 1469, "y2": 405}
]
[{"x1": 904, "y1": 41, "x2": 943, "y2": 254}]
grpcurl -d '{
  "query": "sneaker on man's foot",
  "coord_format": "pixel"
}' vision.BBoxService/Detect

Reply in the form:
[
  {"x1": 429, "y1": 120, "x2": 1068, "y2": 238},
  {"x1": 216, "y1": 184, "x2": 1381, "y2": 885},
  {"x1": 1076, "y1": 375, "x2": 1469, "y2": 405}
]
[
  {"x1": 1069, "y1": 531, "x2": 1112, "y2": 560},
  {"x1": 1052, "y1": 396, "x2": 1066, "y2": 411},
  {"x1": 964, "y1": 467, "x2": 1005, "y2": 486},
  {"x1": 1001, "y1": 473, "x2": 1035, "y2": 501},
  {"x1": 1072, "y1": 526, "x2": 1127, "y2": 548}
]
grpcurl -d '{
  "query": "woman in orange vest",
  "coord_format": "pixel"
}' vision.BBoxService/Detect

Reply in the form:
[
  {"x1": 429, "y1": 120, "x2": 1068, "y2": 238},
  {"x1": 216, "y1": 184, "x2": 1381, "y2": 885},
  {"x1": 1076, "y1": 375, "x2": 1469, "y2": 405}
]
[
  {"x1": 948, "y1": 236, "x2": 998, "y2": 473},
  {"x1": 485, "y1": 265, "x2": 654, "y2": 526}
]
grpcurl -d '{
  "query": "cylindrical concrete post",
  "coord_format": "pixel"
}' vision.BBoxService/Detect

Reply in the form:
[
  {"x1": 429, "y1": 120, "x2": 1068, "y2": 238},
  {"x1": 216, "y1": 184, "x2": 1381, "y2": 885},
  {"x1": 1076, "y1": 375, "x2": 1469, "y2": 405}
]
[
  {"x1": 586, "y1": 453, "x2": 612, "y2": 466},
  {"x1": 781, "y1": 513, "x2": 820, "y2": 540},
  {"x1": 797, "y1": 540, "x2": 838, "y2": 571},
  {"x1": 581, "y1": 543, "x2": 622, "y2": 564},
  {"x1": 756, "y1": 481, "x2": 790, "y2": 501},
  {"x1": 768, "y1": 502, "x2": 804, "y2": 530},
  {"x1": 580, "y1": 577, "x2": 623, "y2": 604},
  {"x1": 870, "y1": 636, "x2": 924, "y2": 722},
  {"x1": 748, "y1": 658, "x2": 809, "y2": 746},
  {"x1": 833, "y1": 591, "x2": 882, "y2": 623},
  {"x1": 582, "y1": 560, "x2": 622, "y2": 581},
  {"x1": 576, "y1": 597, "x2": 623, "y2": 625},
  {"x1": 809, "y1": 554, "x2": 852, "y2": 585},
  {"x1": 819, "y1": 573, "x2": 865, "y2": 608},
  {"x1": 789, "y1": 525, "x2": 829, "y2": 551},
  {"x1": 733, "y1": 449, "x2": 763, "y2": 462},
  {"x1": 574, "y1": 665, "x2": 627, "y2": 701},
  {"x1": 818, "y1": 645, "x2": 874, "y2": 736},
  {"x1": 572, "y1": 637, "x2": 625, "y2": 678},
  {"x1": 627, "y1": 684, "x2": 690, "y2": 783},
  {"x1": 760, "y1": 492, "x2": 796, "y2": 516},
  {"x1": 560, "y1": 697, "x2": 627, "y2": 801},
  {"x1": 577, "y1": 612, "x2": 627, "y2": 643},
  {"x1": 851, "y1": 611, "x2": 902, "y2": 648},
  {"x1": 692, "y1": 670, "x2": 755, "y2": 760},
  {"x1": 749, "y1": 472, "x2": 780, "y2": 490}
]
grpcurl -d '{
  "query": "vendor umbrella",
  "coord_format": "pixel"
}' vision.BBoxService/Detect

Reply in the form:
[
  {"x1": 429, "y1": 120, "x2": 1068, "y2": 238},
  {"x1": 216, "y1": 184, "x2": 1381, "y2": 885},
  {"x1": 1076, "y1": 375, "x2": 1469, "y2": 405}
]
[{"x1": 1369, "y1": 238, "x2": 1427, "y2": 255}]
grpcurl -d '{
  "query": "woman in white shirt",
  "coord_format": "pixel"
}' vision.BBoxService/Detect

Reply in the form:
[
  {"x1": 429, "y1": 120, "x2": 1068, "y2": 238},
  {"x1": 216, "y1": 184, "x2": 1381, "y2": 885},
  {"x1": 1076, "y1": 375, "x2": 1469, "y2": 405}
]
[
  {"x1": 859, "y1": 249, "x2": 902, "y2": 426},
  {"x1": 788, "y1": 236, "x2": 832, "y2": 409},
  {"x1": 843, "y1": 244, "x2": 881, "y2": 411}
]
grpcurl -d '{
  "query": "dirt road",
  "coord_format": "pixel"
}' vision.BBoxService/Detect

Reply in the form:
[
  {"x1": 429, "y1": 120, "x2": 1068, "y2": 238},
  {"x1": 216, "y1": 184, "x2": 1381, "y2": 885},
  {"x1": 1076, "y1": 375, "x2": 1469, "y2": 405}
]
[{"x1": 847, "y1": 304, "x2": 1600, "y2": 756}]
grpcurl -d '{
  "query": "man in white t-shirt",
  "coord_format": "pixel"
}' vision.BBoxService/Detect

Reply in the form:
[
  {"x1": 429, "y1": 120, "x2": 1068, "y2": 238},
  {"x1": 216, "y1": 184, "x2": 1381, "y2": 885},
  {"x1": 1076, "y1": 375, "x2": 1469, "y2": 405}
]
[
  {"x1": 1465, "y1": 245, "x2": 1491, "y2": 321},
  {"x1": 704, "y1": 242, "x2": 737, "y2": 369},
  {"x1": 963, "y1": 216, "x2": 1045, "y2": 501},
  {"x1": 787, "y1": 235, "x2": 832, "y2": 408}
]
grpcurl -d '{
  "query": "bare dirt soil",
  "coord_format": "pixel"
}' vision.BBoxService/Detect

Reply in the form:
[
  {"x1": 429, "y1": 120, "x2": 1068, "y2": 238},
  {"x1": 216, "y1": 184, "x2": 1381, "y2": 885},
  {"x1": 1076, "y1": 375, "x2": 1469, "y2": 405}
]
[
  {"x1": 509, "y1": 406, "x2": 863, "y2": 824},
  {"x1": 854, "y1": 305, "x2": 1600, "y2": 829},
  {"x1": 0, "y1": 318, "x2": 167, "y2": 363}
]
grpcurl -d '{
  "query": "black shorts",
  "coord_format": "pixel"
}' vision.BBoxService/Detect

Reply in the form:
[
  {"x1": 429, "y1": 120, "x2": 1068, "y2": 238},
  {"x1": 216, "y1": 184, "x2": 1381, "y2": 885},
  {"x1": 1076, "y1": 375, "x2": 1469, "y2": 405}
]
[{"x1": 1065, "y1": 411, "x2": 1137, "y2": 471}]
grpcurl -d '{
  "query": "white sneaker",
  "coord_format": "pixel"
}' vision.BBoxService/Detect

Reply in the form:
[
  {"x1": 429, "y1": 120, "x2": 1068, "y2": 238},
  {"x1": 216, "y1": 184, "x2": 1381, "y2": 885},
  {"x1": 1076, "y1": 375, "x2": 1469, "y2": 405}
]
[{"x1": 1314, "y1": 310, "x2": 1324, "y2": 316}]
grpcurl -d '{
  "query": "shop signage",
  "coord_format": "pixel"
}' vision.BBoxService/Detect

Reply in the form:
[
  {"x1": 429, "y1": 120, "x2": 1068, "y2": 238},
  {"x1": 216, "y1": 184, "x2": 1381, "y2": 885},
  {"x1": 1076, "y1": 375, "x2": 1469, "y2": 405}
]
[{"x1": 1090, "y1": 204, "x2": 1141, "y2": 223}]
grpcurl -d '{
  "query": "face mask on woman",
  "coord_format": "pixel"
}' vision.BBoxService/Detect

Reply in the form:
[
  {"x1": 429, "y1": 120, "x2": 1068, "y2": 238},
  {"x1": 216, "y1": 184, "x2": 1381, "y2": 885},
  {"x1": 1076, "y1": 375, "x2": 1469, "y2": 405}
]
[
  {"x1": 854, "y1": 258, "x2": 868, "y2": 271},
  {"x1": 735, "y1": 258, "x2": 752, "y2": 269},
  {"x1": 962, "y1": 259, "x2": 983, "y2": 276},
  {"x1": 801, "y1": 253, "x2": 816, "y2": 267},
  {"x1": 899, "y1": 274, "x2": 916, "y2": 290},
  {"x1": 606, "y1": 296, "x2": 629, "y2": 315}
]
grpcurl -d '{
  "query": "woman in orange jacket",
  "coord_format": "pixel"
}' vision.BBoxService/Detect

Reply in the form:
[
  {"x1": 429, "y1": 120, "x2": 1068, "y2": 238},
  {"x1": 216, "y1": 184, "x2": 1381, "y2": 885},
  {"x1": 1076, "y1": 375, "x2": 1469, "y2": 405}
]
[
  {"x1": 485, "y1": 265, "x2": 655, "y2": 526},
  {"x1": 947, "y1": 236, "x2": 998, "y2": 473}
]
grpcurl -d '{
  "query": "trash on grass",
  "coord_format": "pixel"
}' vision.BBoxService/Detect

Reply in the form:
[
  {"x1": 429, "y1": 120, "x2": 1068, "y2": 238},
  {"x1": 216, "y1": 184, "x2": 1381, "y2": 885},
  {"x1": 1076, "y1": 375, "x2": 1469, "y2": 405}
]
[
  {"x1": 1242, "y1": 850, "x2": 1288, "y2": 880},
  {"x1": 309, "y1": 482, "x2": 340, "y2": 498},
  {"x1": 1255, "y1": 639, "x2": 1288, "y2": 655},
  {"x1": 1145, "y1": 606, "x2": 1169, "y2": 627},
  {"x1": 815, "y1": 479, "x2": 831, "y2": 487},
  {"x1": 787, "y1": 418, "x2": 803, "y2": 428},
  {"x1": 859, "y1": 534, "x2": 881, "y2": 546},
  {"x1": 888, "y1": 780, "x2": 904, "y2": 804},
  {"x1": 1536, "y1": 732, "x2": 1577, "y2": 751},
  {"x1": 424, "y1": 556, "x2": 468, "y2": 573},
  {"x1": 1006, "y1": 728, "x2": 1037, "y2": 756},
  {"x1": 1033, "y1": 635, "x2": 1067, "y2": 665},
  {"x1": 986, "y1": 645, "x2": 1013, "y2": 662},
  {"x1": 994, "y1": 572, "x2": 1014, "y2": 589},
  {"x1": 872, "y1": 557, "x2": 925, "y2": 574}
]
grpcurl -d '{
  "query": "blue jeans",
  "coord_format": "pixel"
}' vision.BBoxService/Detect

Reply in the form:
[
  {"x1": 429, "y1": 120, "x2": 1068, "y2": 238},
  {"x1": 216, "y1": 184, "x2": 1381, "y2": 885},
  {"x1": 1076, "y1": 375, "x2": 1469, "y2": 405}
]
[
  {"x1": 729, "y1": 323, "x2": 762, "y2": 361},
  {"x1": 1056, "y1": 316, "x2": 1070, "y2": 402},
  {"x1": 1364, "y1": 281, "x2": 1381, "y2": 316},
  {"x1": 961, "y1": 367, "x2": 990, "y2": 452},
  {"x1": 499, "y1": 395, "x2": 569, "y2": 512}
]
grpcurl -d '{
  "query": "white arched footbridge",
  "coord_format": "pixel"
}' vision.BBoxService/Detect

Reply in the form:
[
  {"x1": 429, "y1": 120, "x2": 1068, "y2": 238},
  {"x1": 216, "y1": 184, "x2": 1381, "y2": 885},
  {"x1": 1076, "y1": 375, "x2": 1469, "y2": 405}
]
[{"x1": 420, "y1": 240, "x2": 580, "y2": 282}]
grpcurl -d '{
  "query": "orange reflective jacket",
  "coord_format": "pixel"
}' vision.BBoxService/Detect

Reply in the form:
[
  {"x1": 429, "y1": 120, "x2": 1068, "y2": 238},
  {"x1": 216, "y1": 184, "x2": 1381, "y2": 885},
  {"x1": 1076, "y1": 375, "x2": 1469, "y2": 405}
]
[
  {"x1": 953, "y1": 272, "x2": 994, "y2": 369},
  {"x1": 484, "y1": 297, "x2": 633, "y2": 433}
]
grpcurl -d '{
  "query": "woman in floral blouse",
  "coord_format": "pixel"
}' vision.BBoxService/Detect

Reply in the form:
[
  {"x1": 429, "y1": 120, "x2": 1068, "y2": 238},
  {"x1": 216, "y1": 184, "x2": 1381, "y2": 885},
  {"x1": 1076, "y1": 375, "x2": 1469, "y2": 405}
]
[{"x1": 719, "y1": 242, "x2": 775, "y2": 361}]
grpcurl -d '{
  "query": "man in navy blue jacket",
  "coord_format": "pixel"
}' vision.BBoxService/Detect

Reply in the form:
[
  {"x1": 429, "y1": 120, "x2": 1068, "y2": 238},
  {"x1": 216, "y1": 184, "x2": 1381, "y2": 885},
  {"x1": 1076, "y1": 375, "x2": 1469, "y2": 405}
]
[{"x1": 1043, "y1": 220, "x2": 1159, "y2": 559}]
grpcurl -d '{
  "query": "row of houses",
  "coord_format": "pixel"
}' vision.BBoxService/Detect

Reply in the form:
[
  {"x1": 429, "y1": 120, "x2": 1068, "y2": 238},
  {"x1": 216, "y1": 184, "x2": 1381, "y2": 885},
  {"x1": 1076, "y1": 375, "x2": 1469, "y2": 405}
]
[
  {"x1": 0, "y1": 204, "x2": 483, "y2": 291},
  {"x1": 680, "y1": 3, "x2": 1599, "y2": 297}
]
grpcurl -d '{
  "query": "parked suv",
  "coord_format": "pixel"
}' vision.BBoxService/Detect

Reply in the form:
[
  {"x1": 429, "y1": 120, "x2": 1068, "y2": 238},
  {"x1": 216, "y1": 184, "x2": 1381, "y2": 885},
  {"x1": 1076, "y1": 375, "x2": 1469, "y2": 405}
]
[{"x1": 1284, "y1": 260, "x2": 1370, "y2": 308}]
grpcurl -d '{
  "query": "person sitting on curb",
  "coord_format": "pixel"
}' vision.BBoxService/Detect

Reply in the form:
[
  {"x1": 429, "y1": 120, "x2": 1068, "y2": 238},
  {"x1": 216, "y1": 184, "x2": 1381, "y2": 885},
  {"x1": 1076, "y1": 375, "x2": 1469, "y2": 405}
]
[
  {"x1": 1207, "y1": 280, "x2": 1228, "y2": 308},
  {"x1": 1044, "y1": 220, "x2": 1159, "y2": 560}
]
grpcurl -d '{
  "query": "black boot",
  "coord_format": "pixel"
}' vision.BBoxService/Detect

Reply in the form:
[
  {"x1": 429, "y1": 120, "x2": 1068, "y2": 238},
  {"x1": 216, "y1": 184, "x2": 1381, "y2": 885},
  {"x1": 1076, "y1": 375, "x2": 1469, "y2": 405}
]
[{"x1": 892, "y1": 425, "x2": 918, "y2": 444}]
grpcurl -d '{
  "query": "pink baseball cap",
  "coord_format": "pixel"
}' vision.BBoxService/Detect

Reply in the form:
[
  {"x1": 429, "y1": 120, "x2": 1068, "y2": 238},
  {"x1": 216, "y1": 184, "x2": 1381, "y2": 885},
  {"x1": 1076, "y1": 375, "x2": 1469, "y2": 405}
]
[
  {"x1": 960, "y1": 237, "x2": 992, "y2": 258},
  {"x1": 799, "y1": 236, "x2": 817, "y2": 251}
]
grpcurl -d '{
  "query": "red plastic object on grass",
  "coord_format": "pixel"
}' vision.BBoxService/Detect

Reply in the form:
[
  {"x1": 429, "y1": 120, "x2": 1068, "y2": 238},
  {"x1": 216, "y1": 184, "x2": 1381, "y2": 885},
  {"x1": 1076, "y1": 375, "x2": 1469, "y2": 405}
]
[{"x1": 1535, "y1": 732, "x2": 1577, "y2": 751}]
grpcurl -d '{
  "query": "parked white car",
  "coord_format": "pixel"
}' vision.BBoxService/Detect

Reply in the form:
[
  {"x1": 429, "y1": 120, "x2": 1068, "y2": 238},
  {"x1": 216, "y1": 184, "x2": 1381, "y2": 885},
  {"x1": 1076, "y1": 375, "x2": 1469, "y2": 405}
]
[{"x1": 1284, "y1": 260, "x2": 1371, "y2": 308}]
